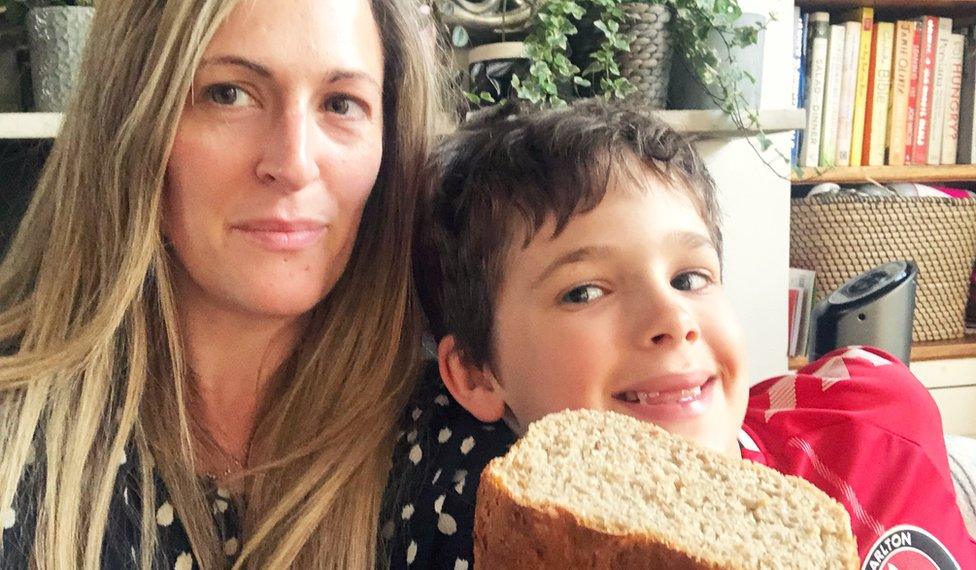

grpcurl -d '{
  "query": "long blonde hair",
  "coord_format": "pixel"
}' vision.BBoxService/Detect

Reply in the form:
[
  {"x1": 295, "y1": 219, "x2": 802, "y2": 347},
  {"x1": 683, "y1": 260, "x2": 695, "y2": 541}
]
[{"x1": 0, "y1": 0, "x2": 449, "y2": 567}]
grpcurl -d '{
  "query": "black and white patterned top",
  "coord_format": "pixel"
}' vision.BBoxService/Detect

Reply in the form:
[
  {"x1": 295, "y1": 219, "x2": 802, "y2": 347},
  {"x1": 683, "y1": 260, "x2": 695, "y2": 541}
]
[
  {"x1": 1, "y1": 447, "x2": 242, "y2": 569},
  {"x1": 382, "y1": 362, "x2": 516, "y2": 570}
]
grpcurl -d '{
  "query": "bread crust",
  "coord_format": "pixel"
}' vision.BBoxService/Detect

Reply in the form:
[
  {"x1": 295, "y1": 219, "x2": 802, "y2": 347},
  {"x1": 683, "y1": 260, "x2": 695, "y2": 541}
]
[
  {"x1": 475, "y1": 467, "x2": 729, "y2": 569},
  {"x1": 474, "y1": 462, "x2": 861, "y2": 570}
]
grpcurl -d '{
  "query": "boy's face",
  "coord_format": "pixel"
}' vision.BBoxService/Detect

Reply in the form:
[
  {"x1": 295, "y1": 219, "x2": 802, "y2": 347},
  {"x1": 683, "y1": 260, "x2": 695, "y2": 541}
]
[{"x1": 466, "y1": 174, "x2": 748, "y2": 457}]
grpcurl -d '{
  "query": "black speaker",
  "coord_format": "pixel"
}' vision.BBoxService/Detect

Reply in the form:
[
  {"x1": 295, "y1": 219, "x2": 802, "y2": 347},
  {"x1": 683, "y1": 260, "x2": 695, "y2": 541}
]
[{"x1": 808, "y1": 261, "x2": 918, "y2": 363}]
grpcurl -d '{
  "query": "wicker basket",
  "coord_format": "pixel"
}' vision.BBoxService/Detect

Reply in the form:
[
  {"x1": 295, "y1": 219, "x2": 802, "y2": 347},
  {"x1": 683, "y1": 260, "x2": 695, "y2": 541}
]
[
  {"x1": 790, "y1": 195, "x2": 976, "y2": 342},
  {"x1": 617, "y1": 3, "x2": 673, "y2": 109}
]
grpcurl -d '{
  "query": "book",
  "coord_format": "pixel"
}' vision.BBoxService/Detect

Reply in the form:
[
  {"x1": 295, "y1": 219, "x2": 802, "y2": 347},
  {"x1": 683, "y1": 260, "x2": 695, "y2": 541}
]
[
  {"x1": 942, "y1": 33, "x2": 965, "y2": 165},
  {"x1": 789, "y1": 268, "x2": 817, "y2": 358},
  {"x1": 928, "y1": 17, "x2": 953, "y2": 165},
  {"x1": 800, "y1": 12, "x2": 830, "y2": 168},
  {"x1": 841, "y1": 8, "x2": 874, "y2": 166},
  {"x1": 905, "y1": 20, "x2": 922, "y2": 165},
  {"x1": 959, "y1": 27, "x2": 976, "y2": 164},
  {"x1": 887, "y1": 21, "x2": 916, "y2": 166},
  {"x1": 820, "y1": 25, "x2": 846, "y2": 167},
  {"x1": 836, "y1": 21, "x2": 862, "y2": 166},
  {"x1": 864, "y1": 22, "x2": 894, "y2": 166},
  {"x1": 788, "y1": 287, "x2": 800, "y2": 356},
  {"x1": 790, "y1": 7, "x2": 805, "y2": 166},
  {"x1": 911, "y1": 16, "x2": 939, "y2": 165}
]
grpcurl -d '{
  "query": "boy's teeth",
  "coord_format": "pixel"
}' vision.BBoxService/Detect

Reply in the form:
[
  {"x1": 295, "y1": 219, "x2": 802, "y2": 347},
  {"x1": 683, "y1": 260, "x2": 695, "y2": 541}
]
[{"x1": 632, "y1": 386, "x2": 703, "y2": 405}]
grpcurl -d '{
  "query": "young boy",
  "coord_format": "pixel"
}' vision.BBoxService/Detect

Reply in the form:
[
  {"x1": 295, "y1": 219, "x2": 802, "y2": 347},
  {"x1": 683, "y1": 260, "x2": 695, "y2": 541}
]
[{"x1": 383, "y1": 100, "x2": 976, "y2": 569}]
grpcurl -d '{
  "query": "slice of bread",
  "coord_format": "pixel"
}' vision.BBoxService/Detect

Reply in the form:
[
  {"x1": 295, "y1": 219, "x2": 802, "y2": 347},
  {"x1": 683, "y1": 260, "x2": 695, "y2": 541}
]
[{"x1": 474, "y1": 409, "x2": 859, "y2": 569}]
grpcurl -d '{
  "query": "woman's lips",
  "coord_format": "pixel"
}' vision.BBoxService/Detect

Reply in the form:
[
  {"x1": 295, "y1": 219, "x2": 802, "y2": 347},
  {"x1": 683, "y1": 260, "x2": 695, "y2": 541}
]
[
  {"x1": 613, "y1": 376, "x2": 717, "y2": 422},
  {"x1": 232, "y1": 219, "x2": 327, "y2": 252}
]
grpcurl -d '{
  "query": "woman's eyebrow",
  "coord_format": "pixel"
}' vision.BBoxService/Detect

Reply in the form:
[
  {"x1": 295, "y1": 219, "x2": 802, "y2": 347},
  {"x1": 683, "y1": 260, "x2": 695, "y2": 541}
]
[
  {"x1": 197, "y1": 56, "x2": 381, "y2": 90},
  {"x1": 198, "y1": 55, "x2": 272, "y2": 78}
]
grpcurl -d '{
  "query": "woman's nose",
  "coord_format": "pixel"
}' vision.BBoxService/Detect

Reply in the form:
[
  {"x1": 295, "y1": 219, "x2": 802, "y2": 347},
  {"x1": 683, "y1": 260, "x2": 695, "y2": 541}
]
[{"x1": 255, "y1": 108, "x2": 321, "y2": 190}]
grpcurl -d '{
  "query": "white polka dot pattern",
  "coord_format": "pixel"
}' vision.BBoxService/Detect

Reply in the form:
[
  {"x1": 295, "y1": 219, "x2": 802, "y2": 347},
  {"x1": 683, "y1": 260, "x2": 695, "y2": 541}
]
[{"x1": 156, "y1": 502, "x2": 174, "y2": 527}]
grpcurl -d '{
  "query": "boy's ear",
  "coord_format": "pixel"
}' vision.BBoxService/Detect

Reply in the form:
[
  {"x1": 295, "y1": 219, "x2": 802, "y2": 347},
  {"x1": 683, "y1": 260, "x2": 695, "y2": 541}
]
[{"x1": 438, "y1": 335, "x2": 506, "y2": 423}]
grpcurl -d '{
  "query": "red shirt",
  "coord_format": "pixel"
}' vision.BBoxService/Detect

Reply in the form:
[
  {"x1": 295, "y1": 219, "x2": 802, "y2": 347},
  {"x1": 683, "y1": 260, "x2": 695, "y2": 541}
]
[{"x1": 743, "y1": 346, "x2": 976, "y2": 569}]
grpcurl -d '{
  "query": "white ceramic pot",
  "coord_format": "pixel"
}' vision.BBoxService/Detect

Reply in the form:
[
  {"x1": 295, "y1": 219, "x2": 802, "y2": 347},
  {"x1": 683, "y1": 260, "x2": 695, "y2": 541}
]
[{"x1": 26, "y1": 6, "x2": 95, "y2": 112}]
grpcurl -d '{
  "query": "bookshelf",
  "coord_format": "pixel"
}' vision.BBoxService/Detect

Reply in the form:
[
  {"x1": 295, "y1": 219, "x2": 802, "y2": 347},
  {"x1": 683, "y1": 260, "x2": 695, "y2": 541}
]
[
  {"x1": 795, "y1": 1, "x2": 976, "y2": 19},
  {"x1": 792, "y1": 2, "x2": 976, "y2": 433}
]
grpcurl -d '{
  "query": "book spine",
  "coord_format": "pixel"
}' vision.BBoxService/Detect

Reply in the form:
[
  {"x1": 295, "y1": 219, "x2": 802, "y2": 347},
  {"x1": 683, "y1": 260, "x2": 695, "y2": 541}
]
[
  {"x1": 820, "y1": 25, "x2": 846, "y2": 167},
  {"x1": 905, "y1": 21, "x2": 922, "y2": 165},
  {"x1": 887, "y1": 21, "x2": 915, "y2": 166},
  {"x1": 959, "y1": 29, "x2": 976, "y2": 164},
  {"x1": 836, "y1": 21, "x2": 862, "y2": 166},
  {"x1": 866, "y1": 22, "x2": 894, "y2": 165},
  {"x1": 800, "y1": 12, "x2": 830, "y2": 167},
  {"x1": 942, "y1": 33, "x2": 965, "y2": 165},
  {"x1": 791, "y1": 7, "x2": 805, "y2": 165},
  {"x1": 849, "y1": 8, "x2": 874, "y2": 166},
  {"x1": 927, "y1": 17, "x2": 953, "y2": 165},
  {"x1": 912, "y1": 16, "x2": 938, "y2": 165}
]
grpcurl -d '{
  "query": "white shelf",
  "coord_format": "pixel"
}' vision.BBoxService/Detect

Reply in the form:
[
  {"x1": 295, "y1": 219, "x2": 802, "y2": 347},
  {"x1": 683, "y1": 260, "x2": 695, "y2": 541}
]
[
  {"x1": 0, "y1": 109, "x2": 806, "y2": 141},
  {"x1": 0, "y1": 113, "x2": 62, "y2": 139},
  {"x1": 654, "y1": 109, "x2": 806, "y2": 137}
]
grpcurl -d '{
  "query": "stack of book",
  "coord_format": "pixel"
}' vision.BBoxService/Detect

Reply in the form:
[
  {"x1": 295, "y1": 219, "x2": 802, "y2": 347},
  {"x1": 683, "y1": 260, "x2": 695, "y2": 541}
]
[
  {"x1": 788, "y1": 268, "x2": 817, "y2": 358},
  {"x1": 792, "y1": 7, "x2": 976, "y2": 167}
]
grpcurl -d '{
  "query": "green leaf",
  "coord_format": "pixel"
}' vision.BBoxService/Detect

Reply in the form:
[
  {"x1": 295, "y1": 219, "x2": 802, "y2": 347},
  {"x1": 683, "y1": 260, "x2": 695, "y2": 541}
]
[{"x1": 451, "y1": 26, "x2": 469, "y2": 48}]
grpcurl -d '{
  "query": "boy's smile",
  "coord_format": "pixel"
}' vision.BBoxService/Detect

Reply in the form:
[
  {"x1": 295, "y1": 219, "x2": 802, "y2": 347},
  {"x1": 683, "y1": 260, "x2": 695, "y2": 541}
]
[{"x1": 442, "y1": 168, "x2": 750, "y2": 458}]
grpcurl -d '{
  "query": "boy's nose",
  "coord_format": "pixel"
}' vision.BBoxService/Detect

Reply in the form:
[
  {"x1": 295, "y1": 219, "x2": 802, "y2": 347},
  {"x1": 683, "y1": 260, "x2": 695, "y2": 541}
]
[
  {"x1": 255, "y1": 108, "x2": 321, "y2": 191},
  {"x1": 641, "y1": 297, "x2": 701, "y2": 348}
]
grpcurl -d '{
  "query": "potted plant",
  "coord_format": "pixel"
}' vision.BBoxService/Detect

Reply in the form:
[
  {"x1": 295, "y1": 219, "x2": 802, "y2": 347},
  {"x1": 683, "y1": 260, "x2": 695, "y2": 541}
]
[
  {"x1": 434, "y1": 0, "x2": 535, "y2": 107},
  {"x1": 435, "y1": 0, "x2": 766, "y2": 139},
  {"x1": 0, "y1": 0, "x2": 95, "y2": 112}
]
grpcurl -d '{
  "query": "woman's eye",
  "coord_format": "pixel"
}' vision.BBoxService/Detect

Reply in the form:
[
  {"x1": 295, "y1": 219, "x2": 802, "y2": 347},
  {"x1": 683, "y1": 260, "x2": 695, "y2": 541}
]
[
  {"x1": 325, "y1": 95, "x2": 366, "y2": 118},
  {"x1": 561, "y1": 285, "x2": 605, "y2": 305},
  {"x1": 204, "y1": 84, "x2": 252, "y2": 107},
  {"x1": 671, "y1": 271, "x2": 711, "y2": 292}
]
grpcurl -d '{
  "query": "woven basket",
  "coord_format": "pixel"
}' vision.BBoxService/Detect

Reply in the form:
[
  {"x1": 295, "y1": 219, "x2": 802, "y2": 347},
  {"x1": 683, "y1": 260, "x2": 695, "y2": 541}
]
[
  {"x1": 617, "y1": 3, "x2": 673, "y2": 109},
  {"x1": 790, "y1": 196, "x2": 976, "y2": 342}
]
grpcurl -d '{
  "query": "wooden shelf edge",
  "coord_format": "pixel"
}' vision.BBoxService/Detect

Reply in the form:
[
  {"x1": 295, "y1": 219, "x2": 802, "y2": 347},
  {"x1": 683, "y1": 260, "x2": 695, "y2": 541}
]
[
  {"x1": 795, "y1": 1, "x2": 976, "y2": 18},
  {"x1": 791, "y1": 164, "x2": 976, "y2": 184},
  {"x1": 788, "y1": 336, "x2": 976, "y2": 370},
  {"x1": 0, "y1": 112, "x2": 62, "y2": 139}
]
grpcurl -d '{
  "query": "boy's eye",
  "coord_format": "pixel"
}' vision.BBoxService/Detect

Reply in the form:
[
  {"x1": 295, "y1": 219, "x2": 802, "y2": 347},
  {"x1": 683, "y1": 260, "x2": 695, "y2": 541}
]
[
  {"x1": 561, "y1": 285, "x2": 605, "y2": 304},
  {"x1": 205, "y1": 84, "x2": 253, "y2": 107},
  {"x1": 325, "y1": 95, "x2": 366, "y2": 118},
  {"x1": 671, "y1": 271, "x2": 711, "y2": 292}
]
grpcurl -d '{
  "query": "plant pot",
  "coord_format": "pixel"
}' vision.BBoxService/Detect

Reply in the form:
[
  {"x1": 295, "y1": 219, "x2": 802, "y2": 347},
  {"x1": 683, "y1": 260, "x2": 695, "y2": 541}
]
[
  {"x1": 616, "y1": 3, "x2": 673, "y2": 109},
  {"x1": 26, "y1": 6, "x2": 95, "y2": 112},
  {"x1": 467, "y1": 41, "x2": 528, "y2": 107},
  {"x1": 667, "y1": 12, "x2": 766, "y2": 110}
]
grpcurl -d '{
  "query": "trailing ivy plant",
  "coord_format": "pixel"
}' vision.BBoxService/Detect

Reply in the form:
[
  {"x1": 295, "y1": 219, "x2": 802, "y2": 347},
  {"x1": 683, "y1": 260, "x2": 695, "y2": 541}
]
[{"x1": 509, "y1": 0, "x2": 790, "y2": 171}]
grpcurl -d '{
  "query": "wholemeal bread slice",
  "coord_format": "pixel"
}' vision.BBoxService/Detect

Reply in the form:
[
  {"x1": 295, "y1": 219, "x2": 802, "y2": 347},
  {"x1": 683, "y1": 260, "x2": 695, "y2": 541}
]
[{"x1": 474, "y1": 409, "x2": 859, "y2": 569}]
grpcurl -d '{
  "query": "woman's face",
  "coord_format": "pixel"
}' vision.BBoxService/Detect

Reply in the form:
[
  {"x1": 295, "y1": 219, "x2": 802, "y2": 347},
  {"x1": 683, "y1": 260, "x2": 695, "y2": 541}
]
[{"x1": 164, "y1": 0, "x2": 385, "y2": 321}]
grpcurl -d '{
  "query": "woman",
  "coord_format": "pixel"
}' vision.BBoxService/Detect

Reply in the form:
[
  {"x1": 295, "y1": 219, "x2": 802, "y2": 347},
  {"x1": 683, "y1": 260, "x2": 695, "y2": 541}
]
[{"x1": 0, "y1": 0, "x2": 448, "y2": 567}]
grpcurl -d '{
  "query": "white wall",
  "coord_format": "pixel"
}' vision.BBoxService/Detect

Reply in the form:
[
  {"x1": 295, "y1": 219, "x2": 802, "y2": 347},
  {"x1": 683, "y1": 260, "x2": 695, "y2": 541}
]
[{"x1": 695, "y1": 0, "x2": 796, "y2": 382}]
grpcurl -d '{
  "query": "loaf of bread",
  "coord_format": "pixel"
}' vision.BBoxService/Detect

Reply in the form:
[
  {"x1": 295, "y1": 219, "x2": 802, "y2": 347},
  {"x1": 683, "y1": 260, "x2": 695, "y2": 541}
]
[{"x1": 474, "y1": 409, "x2": 859, "y2": 569}]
